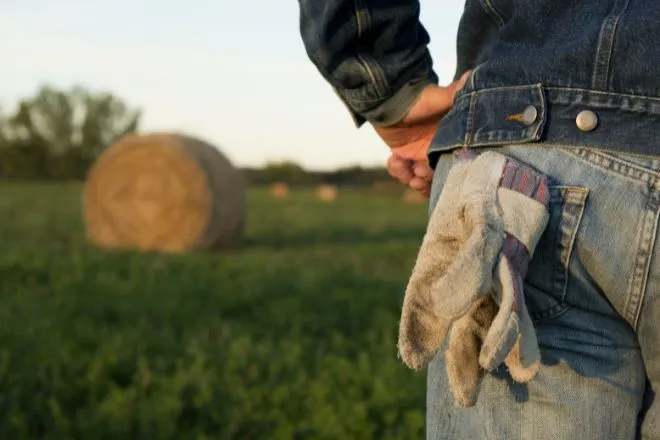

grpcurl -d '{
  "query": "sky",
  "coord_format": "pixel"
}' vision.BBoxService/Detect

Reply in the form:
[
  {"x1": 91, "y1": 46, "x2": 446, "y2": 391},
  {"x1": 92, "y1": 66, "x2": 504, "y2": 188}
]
[{"x1": 0, "y1": 1, "x2": 464, "y2": 170}]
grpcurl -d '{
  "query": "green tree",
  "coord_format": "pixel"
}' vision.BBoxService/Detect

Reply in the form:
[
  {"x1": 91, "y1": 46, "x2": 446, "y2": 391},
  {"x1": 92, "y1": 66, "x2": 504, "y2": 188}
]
[
  {"x1": 261, "y1": 161, "x2": 315, "y2": 186},
  {"x1": 1, "y1": 84, "x2": 141, "y2": 179}
]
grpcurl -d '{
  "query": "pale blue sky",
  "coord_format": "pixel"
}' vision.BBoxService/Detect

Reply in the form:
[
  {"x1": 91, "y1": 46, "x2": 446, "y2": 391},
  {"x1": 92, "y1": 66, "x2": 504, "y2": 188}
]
[{"x1": 0, "y1": 1, "x2": 464, "y2": 170}]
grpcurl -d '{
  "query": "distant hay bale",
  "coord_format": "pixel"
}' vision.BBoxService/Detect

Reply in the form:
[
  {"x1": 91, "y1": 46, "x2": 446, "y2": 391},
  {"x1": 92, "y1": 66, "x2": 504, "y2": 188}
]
[
  {"x1": 403, "y1": 189, "x2": 427, "y2": 204},
  {"x1": 315, "y1": 184, "x2": 338, "y2": 202},
  {"x1": 83, "y1": 132, "x2": 247, "y2": 253},
  {"x1": 269, "y1": 182, "x2": 290, "y2": 199}
]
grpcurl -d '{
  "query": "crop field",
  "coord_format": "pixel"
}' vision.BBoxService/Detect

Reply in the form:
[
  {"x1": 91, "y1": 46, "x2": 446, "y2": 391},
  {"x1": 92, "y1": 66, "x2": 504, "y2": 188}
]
[{"x1": 0, "y1": 182, "x2": 431, "y2": 440}]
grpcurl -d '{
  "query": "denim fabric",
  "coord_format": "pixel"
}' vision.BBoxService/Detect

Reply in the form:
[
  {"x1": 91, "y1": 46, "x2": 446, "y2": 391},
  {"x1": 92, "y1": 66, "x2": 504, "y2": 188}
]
[
  {"x1": 298, "y1": 0, "x2": 437, "y2": 127},
  {"x1": 428, "y1": 77, "x2": 660, "y2": 163},
  {"x1": 298, "y1": 0, "x2": 660, "y2": 436},
  {"x1": 426, "y1": 145, "x2": 660, "y2": 439},
  {"x1": 299, "y1": 0, "x2": 660, "y2": 156}
]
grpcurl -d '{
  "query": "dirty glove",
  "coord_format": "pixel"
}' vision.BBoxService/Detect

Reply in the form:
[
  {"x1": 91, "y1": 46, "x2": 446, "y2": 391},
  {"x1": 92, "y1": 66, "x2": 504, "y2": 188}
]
[
  {"x1": 397, "y1": 150, "x2": 503, "y2": 371},
  {"x1": 443, "y1": 294, "x2": 498, "y2": 407},
  {"x1": 397, "y1": 149, "x2": 551, "y2": 407},
  {"x1": 445, "y1": 151, "x2": 551, "y2": 406},
  {"x1": 477, "y1": 154, "x2": 551, "y2": 382}
]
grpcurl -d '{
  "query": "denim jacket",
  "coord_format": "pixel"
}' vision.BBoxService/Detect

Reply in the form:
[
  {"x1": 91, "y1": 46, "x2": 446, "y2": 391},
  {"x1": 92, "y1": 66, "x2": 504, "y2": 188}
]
[{"x1": 298, "y1": 0, "x2": 660, "y2": 163}]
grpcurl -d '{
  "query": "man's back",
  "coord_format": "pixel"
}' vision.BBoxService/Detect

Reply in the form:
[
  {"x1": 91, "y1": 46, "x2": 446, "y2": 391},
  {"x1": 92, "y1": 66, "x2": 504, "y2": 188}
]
[
  {"x1": 297, "y1": 1, "x2": 660, "y2": 438},
  {"x1": 430, "y1": 0, "x2": 660, "y2": 162},
  {"x1": 456, "y1": 0, "x2": 658, "y2": 95}
]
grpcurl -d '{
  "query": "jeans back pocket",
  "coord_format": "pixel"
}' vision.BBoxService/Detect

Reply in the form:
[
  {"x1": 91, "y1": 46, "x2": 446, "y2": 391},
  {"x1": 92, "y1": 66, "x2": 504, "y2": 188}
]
[{"x1": 525, "y1": 185, "x2": 589, "y2": 322}]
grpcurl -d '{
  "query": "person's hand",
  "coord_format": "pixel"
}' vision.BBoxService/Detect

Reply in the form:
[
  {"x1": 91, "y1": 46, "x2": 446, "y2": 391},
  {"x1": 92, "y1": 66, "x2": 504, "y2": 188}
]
[{"x1": 376, "y1": 71, "x2": 470, "y2": 197}]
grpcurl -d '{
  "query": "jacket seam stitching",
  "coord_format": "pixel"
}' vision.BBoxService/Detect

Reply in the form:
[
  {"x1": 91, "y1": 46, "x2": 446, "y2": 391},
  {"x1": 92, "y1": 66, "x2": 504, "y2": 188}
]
[
  {"x1": 340, "y1": 56, "x2": 434, "y2": 104},
  {"x1": 465, "y1": 93, "x2": 478, "y2": 146},
  {"x1": 479, "y1": 0, "x2": 506, "y2": 27},
  {"x1": 353, "y1": 0, "x2": 388, "y2": 98},
  {"x1": 591, "y1": 0, "x2": 630, "y2": 90},
  {"x1": 453, "y1": 85, "x2": 660, "y2": 105}
]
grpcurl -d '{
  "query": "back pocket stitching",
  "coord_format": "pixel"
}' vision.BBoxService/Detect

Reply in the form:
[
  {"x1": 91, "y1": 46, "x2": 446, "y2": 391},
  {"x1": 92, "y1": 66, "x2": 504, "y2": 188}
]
[
  {"x1": 555, "y1": 187, "x2": 589, "y2": 302},
  {"x1": 529, "y1": 186, "x2": 589, "y2": 322}
]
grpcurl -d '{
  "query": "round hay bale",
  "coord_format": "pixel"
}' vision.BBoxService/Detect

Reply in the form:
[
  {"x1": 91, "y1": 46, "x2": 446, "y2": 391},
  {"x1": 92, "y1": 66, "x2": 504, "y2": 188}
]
[
  {"x1": 315, "y1": 184, "x2": 338, "y2": 202},
  {"x1": 403, "y1": 189, "x2": 426, "y2": 204},
  {"x1": 83, "y1": 132, "x2": 247, "y2": 253},
  {"x1": 269, "y1": 182, "x2": 290, "y2": 199}
]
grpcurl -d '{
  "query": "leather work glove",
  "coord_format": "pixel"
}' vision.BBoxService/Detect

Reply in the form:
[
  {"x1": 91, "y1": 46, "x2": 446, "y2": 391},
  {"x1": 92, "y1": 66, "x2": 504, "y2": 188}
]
[
  {"x1": 477, "y1": 155, "x2": 552, "y2": 382},
  {"x1": 397, "y1": 151, "x2": 500, "y2": 373},
  {"x1": 397, "y1": 149, "x2": 552, "y2": 408}
]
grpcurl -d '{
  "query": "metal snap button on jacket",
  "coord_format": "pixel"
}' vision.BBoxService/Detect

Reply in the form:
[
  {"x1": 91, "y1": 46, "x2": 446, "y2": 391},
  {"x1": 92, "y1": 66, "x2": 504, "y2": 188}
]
[
  {"x1": 521, "y1": 105, "x2": 538, "y2": 125},
  {"x1": 576, "y1": 110, "x2": 598, "y2": 132},
  {"x1": 505, "y1": 105, "x2": 538, "y2": 126}
]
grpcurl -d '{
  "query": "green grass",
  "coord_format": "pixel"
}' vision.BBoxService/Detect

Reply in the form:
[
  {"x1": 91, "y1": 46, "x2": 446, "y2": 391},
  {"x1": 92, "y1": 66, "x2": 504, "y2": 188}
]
[{"x1": 0, "y1": 182, "x2": 430, "y2": 440}]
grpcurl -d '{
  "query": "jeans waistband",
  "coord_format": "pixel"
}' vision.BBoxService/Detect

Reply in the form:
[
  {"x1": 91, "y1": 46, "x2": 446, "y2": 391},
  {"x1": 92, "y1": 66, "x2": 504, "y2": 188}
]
[{"x1": 428, "y1": 84, "x2": 660, "y2": 167}]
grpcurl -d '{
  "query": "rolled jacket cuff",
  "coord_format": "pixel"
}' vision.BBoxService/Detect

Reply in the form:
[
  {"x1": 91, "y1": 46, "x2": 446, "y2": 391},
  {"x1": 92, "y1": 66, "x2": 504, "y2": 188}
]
[{"x1": 341, "y1": 71, "x2": 439, "y2": 128}]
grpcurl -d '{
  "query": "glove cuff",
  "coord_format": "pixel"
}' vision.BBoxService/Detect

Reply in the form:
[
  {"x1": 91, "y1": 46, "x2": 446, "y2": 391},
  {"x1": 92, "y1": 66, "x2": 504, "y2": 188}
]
[{"x1": 495, "y1": 155, "x2": 551, "y2": 275}]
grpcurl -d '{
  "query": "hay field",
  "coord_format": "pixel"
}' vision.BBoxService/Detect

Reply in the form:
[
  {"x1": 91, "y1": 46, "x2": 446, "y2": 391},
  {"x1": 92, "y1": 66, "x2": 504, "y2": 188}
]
[{"x1": 0, "y1": 182, "x2": 429, "y2": 439}]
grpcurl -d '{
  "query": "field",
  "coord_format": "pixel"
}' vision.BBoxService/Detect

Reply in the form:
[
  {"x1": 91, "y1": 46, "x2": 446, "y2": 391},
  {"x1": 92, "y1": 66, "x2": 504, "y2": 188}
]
[{"x1": 0, "y1": 182, "x2": 431, "y2": 440}]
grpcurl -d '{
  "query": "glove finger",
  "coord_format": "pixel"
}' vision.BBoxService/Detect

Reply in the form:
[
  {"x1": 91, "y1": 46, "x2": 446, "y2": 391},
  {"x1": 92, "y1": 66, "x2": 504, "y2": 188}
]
[
  {"x1": 503, "y1": 338, "x2": 540, "y2": 383},
  {"x1": 397, "y1": 157, "x2": 474, "y2": 369},
  {"x1": 505, "y1": 301, "x2": 541, "y2": 383},
  {"x1": 398, "y1": 300, "x2": 453, "y2": 370},
  {"x1": 446, "y1": 329, "x2": 484, "y2": 408},
  {"x1": 479, "y1": 254, "x2": 523, "y2": 371},
  {"x1": 445, "y1": 296, "x2": 496, "y2": 407},
  {"x1": 483, "y1": 256, "x2": 540, "y2": 382}
]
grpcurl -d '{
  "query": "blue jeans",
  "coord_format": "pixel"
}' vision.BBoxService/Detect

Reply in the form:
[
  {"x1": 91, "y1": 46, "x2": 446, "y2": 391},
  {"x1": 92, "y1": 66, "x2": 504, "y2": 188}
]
[{"x1": 426, "y1": 145, "x2": 660, "y2": 439}]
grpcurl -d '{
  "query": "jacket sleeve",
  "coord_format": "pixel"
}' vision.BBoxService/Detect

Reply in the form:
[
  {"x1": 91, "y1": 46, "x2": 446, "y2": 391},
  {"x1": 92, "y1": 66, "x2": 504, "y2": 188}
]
[{"x1": 298, "y1": 0, "x2": 438, "y2": 127}]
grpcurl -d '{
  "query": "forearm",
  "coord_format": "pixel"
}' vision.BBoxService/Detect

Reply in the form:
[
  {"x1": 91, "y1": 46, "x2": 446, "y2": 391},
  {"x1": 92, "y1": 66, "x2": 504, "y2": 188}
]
[{"x1": 298, "y1": 0, "x2": 438, "y2": 127}]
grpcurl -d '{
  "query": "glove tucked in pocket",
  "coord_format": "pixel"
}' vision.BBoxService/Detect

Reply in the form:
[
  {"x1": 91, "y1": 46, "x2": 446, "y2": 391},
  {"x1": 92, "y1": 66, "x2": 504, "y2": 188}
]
[
  {"x1": 478, "y1": 157, "x2": 552, "y2": 382},
  {"x1": 397, "y1": 149, "x2": 551, "y2": 407},
  {"x1": 397, "y1": 150, "x2": 503, "y2": 372}
]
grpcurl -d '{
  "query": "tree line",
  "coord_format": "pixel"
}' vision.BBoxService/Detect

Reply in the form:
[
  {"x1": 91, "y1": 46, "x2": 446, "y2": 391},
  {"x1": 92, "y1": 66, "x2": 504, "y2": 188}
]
[
  {"x1": 0, "y1": 85, "x2": 390, "y2": 186},
  {"x1": 242, "y1": 161, "x2": 390, "y2": 187},
  {"x1": 0, "y1": 85, "x2": 140, "y2": 180}
]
